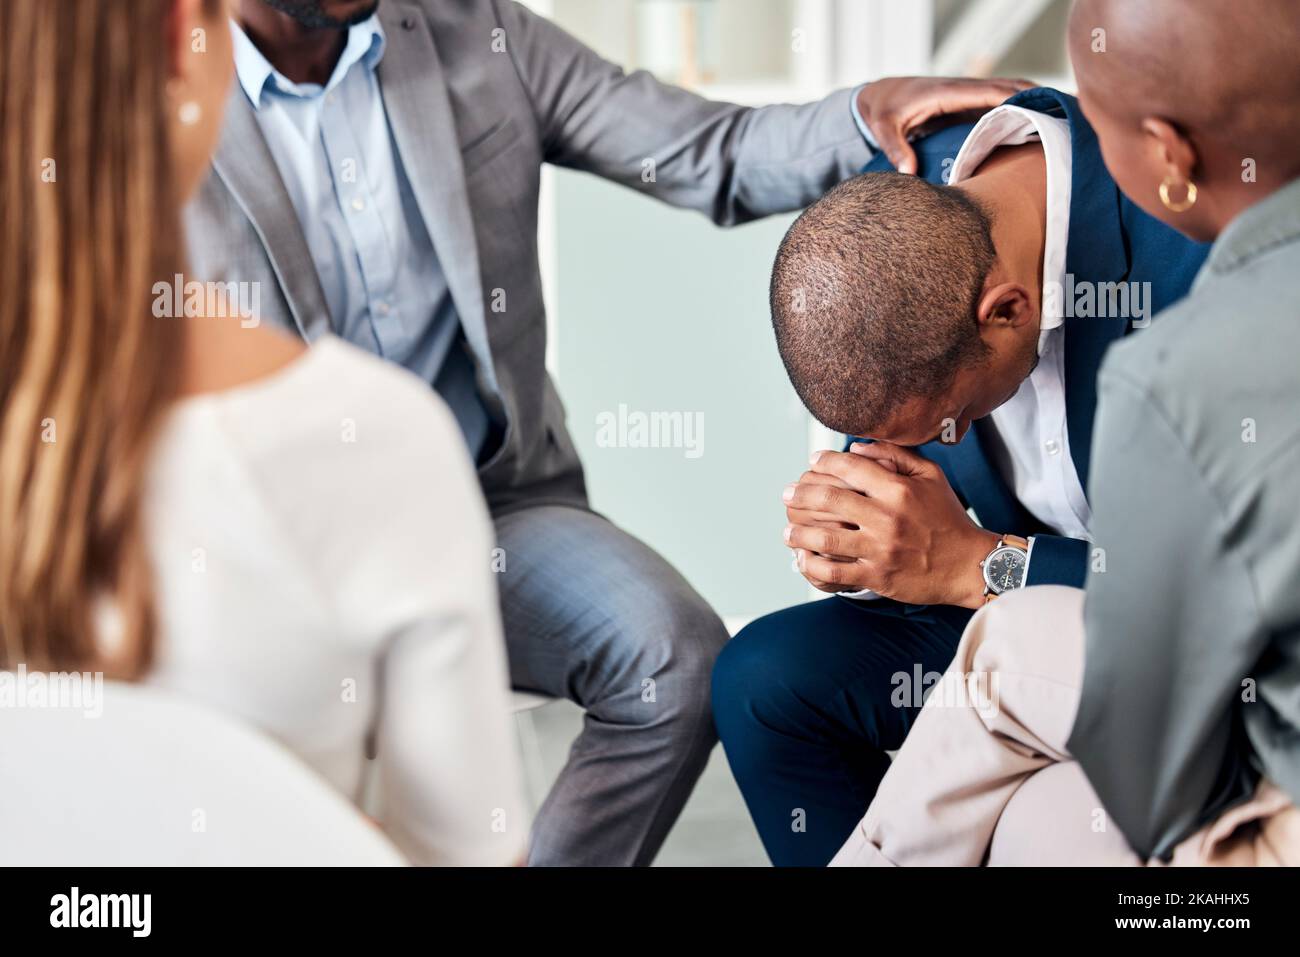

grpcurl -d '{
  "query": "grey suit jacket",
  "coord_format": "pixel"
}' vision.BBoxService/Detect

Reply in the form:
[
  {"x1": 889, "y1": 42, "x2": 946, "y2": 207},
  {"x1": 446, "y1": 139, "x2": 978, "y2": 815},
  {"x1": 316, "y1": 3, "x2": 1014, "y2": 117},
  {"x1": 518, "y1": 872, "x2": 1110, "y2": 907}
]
[
  {"x1": 1069, "y1": 177, "x2": 1300, "y2": 861},
  {"x1": 185, "y1": 0, "x2": 873, "y2": 514}
]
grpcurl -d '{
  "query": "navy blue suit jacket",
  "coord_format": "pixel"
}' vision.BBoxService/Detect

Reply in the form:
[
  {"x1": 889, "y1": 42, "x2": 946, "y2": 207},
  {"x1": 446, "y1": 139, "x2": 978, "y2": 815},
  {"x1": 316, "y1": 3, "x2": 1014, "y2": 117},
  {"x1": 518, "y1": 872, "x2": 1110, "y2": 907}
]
[{"x1": 858, "y1": 88, "x2": 1209, "y2": 586}]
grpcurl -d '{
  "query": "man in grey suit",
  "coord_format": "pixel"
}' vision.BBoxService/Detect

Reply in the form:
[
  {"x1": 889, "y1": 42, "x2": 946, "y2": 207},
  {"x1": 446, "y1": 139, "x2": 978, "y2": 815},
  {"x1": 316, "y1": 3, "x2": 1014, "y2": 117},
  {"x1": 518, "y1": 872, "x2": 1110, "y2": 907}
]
[{"x1": 187, "y1": 0, "x2": 1026, "y2": 865}]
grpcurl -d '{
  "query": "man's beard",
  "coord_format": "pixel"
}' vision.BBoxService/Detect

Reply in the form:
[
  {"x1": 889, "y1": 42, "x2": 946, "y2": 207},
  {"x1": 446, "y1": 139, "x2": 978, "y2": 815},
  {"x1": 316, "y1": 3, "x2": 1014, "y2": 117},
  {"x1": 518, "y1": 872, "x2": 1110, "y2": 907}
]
[{"x1": 261, "y1": 0, "x2": 381, "y2": 29}]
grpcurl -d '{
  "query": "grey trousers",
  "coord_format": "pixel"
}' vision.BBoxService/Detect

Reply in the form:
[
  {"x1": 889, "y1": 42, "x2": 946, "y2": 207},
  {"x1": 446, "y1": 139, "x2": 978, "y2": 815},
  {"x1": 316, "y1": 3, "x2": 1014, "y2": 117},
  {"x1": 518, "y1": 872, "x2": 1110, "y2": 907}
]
[{"x1": 493, "y1": 505, "x2": 729, "y2": 866}]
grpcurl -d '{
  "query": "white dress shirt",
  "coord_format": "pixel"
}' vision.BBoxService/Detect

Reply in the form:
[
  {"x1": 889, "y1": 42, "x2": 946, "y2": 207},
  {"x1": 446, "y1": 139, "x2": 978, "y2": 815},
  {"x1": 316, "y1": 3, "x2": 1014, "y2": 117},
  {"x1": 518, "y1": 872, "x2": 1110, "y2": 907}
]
[
  {"x1": 140, "y1": 337, "x2": 526, "y2": 866},
  {"x1": 950, "y1": 105, "x2": 1093, "y2": 559}
]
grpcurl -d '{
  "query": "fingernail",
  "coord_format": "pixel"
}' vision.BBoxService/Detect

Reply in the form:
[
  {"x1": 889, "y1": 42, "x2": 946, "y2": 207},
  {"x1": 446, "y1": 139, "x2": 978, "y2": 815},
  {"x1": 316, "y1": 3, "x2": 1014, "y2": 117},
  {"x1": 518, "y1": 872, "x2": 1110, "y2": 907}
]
[
  {"x1": 782, "y1": 484, "x2": 796, "y2": 503},
  {"x1": 850, "y1": 442, "x2": 868, "y2": 453},
  {"x1": 809, "y1": 451, "x2": 822, "y2": 466},
  {"x1": 783, "y1": 524, "x2": 793, "y2": 543}
]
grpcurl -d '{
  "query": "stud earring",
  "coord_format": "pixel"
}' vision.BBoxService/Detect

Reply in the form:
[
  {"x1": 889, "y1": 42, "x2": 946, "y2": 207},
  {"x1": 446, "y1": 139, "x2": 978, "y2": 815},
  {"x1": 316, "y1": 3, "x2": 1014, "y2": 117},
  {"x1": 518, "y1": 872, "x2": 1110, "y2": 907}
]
[{"x1": 178, "y1": 100, "x2": 202, "y2": 126}]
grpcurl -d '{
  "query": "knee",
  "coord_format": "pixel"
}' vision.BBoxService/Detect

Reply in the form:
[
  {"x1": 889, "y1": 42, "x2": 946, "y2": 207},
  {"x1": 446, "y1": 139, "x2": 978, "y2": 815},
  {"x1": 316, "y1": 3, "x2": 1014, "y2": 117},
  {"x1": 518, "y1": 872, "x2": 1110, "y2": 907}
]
[
  {"x1": 593, "y1": 579, "x2": 729, "y2": 734},
  {"x1": 710, "y1": 616, "x2": 800, "y2": 742},
  {"x1": 960, "y1": 585, "x2": 1085, "y2": 674},
  {"x1": 713, "y1": 605, "x2": 907, "y2": 756},
  {"x1": 642, "y1": 581, "x2": 730, "y2": 678}
]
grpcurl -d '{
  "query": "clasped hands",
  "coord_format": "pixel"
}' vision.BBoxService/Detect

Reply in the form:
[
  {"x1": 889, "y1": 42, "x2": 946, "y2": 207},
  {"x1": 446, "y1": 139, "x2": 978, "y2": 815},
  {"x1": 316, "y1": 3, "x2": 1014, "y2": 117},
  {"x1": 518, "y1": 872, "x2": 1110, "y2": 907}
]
[{"x1": 782, "y1": 442, "x2": 1001, "y2": 609}]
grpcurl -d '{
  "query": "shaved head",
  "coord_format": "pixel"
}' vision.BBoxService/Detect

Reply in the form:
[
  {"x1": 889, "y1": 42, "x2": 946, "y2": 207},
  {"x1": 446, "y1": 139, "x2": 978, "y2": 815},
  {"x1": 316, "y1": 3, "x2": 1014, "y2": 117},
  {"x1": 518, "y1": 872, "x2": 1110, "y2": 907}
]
[
  {"x1": 770, "y1": 172, "x2": 996, "y2": 436},
  {"x1": 1067, "y1": 0, "x2": 1300, "y2": 239},
  {"x1": 1069, "y1": 0, "x2": 1300, "y2": 175}
]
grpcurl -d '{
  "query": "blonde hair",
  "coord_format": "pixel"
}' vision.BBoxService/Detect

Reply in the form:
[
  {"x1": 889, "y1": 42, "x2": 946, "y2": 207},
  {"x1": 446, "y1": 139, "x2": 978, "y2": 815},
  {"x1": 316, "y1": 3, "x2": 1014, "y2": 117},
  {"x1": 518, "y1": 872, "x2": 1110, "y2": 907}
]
[{"x1": 0, "y1": 0, "x2": 187, "y2": 678}]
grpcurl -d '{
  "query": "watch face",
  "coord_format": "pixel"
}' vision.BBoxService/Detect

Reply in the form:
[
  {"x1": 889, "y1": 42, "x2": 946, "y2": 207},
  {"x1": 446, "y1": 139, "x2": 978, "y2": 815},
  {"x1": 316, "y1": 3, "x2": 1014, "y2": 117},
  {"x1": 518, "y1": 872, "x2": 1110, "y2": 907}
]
[{"x1": 984, "y1": 546, "x2": 1027, "y2": 594}]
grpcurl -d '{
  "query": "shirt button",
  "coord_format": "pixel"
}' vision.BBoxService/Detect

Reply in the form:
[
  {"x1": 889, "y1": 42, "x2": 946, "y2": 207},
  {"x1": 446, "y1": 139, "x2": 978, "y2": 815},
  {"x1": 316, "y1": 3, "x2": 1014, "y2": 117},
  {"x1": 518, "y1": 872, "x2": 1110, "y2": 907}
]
[
  {"x1": 1044, "y1": 438, "x2": 1061, "y2": 456},
  {"x1": 351, "y1": 198, "x2": 365, "y2": 212},
  {"x1": 375, "y1": 301, "x2": 390, "y2": 316}
]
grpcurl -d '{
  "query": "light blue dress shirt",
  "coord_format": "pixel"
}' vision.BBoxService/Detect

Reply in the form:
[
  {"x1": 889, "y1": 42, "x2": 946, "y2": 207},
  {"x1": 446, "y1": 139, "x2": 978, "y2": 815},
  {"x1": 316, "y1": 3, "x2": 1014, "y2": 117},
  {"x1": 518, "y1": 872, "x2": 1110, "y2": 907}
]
[
  {"x1": 230, "y1": 16, "x2": 490, "y2": 457},
  {"x1": 849, "y1": 87, "x2": 882, "y2": 151}
]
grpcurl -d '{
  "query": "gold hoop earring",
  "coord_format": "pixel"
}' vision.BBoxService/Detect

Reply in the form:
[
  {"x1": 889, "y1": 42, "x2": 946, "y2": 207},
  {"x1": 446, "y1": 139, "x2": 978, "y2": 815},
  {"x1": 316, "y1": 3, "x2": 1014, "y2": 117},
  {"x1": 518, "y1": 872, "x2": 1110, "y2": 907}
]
[{"x1": 1159, "y1": 176, "x2": 1197, "y2": 212}]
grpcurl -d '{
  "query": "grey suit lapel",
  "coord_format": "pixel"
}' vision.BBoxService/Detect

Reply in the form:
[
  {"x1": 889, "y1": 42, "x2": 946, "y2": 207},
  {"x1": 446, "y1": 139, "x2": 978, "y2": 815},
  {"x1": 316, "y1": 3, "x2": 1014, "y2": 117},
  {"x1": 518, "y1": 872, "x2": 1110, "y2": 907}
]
[
  {"x1": 377, "y1": 1, "x2": 498, "y2": 395},
  {"x1": 210, "y1": 86, "x2": 332, "y2": 341}
]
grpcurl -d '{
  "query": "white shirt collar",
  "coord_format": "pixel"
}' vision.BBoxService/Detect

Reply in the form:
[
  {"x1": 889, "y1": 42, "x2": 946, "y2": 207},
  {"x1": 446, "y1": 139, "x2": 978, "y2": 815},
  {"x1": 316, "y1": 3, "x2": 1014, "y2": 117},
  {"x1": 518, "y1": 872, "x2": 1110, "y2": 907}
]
[{"x1": 949, "y1": 105, "x2": 1073, "y2": 355}]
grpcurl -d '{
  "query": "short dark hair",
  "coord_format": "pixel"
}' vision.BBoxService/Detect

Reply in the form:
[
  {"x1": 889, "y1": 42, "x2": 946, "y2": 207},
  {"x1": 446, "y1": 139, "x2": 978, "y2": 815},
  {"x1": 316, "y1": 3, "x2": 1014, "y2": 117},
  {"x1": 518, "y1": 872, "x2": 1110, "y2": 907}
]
[{"x1": 770, "y1": 171, "x2": 996, "y2": 436}]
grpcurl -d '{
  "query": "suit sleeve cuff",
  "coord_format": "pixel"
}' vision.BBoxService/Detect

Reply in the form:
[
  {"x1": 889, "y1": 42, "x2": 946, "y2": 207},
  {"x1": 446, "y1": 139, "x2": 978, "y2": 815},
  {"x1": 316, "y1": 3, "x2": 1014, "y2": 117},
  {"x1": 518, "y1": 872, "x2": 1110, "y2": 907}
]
[
  {"x1": 1023, "y1": 534, "x2": 1090, "y2": 588},
  {"x1": 849, "y1": 84, "x2": 881, "y2": 152}
]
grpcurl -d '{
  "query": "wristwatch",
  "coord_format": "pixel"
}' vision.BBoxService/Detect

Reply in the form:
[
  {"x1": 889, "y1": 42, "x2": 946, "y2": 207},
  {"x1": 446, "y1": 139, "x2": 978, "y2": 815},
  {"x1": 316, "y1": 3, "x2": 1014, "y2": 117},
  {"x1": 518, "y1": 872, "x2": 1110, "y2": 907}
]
[{"x1": 979, "y1": 534, "x2": 1029, "y2": 603}]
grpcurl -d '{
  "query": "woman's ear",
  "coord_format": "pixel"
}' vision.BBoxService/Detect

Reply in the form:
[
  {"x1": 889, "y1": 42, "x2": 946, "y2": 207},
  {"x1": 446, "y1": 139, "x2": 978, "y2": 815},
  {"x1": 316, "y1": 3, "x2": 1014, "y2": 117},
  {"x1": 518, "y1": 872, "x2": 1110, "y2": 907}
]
[
  {"x1": 1140, "y1": 116, "x2": 1199, "y2": 185},
  {"x1": 975, "y1": 281, "x2": 1035, "y2": 330}
]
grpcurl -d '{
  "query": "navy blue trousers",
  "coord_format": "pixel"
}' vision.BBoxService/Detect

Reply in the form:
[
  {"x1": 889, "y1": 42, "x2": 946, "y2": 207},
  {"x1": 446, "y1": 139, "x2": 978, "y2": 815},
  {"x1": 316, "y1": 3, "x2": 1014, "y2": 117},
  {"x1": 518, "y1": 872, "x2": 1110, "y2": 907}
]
[{"x1": 712, "y1": 596, "x2": 974, "y2": 866}]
